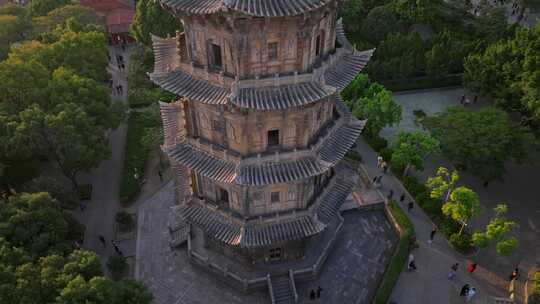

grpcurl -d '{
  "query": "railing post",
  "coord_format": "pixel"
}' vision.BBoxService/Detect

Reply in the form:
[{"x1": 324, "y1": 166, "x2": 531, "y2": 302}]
[
  {"x1": 289, "y1": 270, "x2": 298, "y2": 303},
  {"x1": 267, "y1": 274, "x2": 275, "y2": 304}
]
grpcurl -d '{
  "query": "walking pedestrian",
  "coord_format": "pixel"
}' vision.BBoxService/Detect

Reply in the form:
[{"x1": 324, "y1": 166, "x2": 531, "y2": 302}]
[
  {"x1": 372, "y1": 176, "x2": 378, "y2": 184},
  {"x1": 460, "y1": 94, "x2": 465, "y2": 105},
  {"x1": 399, "y1": 193, "x2": 405, "y2": 203},
  {"x1": 467, "y1": 262, "x2": 477, "y2": 273},
  {"x1": 79, "y1": 203, "x2": 86, "y2": 212},
  {"x1": 121, "y1": 63, "x2": 125, "y2": 70},
  {"x1": 407, "y1": 201, "x2": 414, "y2": 212},
  {"x1": 509, "y1": 268, "x2": 519, "y2": 281},
  {"x1": 316, "y1": 286, "x2": 322, "y2": 298},
  {"x1": 158, "y1": 170, "x2": 163, "y2": 182},
  {"x1": 407, "y1": 253, "x2": 417, "y2": 270},
  {"x1": 460, "y1": 284, "x2": 470, "y2": 296},
  {"x1": 473, "y1": 95, "x2": 478, "y2": 103},
  {"x1": 99, "y1": 235, "x2": 106, "y2": 248},
  {"x1": 428, "y1": 226, "x2": 437, "y2": 244},
  {"x1": 448, "y1": 263, "x2": 459, "y2": 280},
  {"x1": 309, "y1": 290, "x2": 316, "y2": 300},
  {"x1": 119, "y1": 85, "x2": 123, "y2": 95},
  {"x1": 376, "y1": 175, "x2": 383, "y2": 185},
  {"x1": 377, "y1": 156, "x2": 383, "y2": 168},
  {"x1": 387, "y1": 189, "x2": 394, "y2": 200},
  {"x1": 381, "y1": 161, "x2": 389, "y2": 173},
  {"x1": 466, "y1": 287, "x2": 476, "y2": 302}
]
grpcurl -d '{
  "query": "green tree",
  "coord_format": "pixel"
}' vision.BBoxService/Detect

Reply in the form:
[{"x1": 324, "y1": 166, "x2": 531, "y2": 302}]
[
  {"x1": 32, "y1": 5, "x2": 103, "y2": 39},
  {"x1": 422, "y1": 107, "x2": 534, "y2": 182},
  {"x1": 426, "y1": 167, "x2": 459, "y2": 202},
  {"x1": 368, "y1": 32, "x2": 426, "y2": 80},
  {"x1": 391, "y1": 0, "x2": 443, "y2": 24},
  {"x1": 0, "y1": 14, "x2": 31, "y2": 60},
  {"x1": 472, "y1": 204, "x2": 518, "y2": 256},
  {"x1": 14, "y1": 103, "x2": 110, "y2": 190},
  {"x1": 442, "y1": 186, "x2": 483, "y2": 234},
  {"x1": 339, "y1": 0, "x2": 366, "y2": 32},
  {"x1": 361, "y1": 5, "x2": 400, "y2": 44},
  {"x1": 464, "y1": 23, "x2": 539, "y2": 122},
  {"x1": 390, "y1": 130, "x2": 439, "y2": 176},
  {"x1": 131, "y1": 0, "x2": 182, "y2": 46},
  {"x1": 107, "y1": 255, "x2": 127, "y2": 280},
  {"x1": 0, "y1": 192, "x2": 73, "y2": 257},
  {"x1": 351, "y1": 82, "x2": 402, "y2": 137},
  {"x1": 28, "y1": 0, "x2": 70, "y2": 17},
  {"x1": 425, "y1": 30, "x2": 476, "y2": 78}
]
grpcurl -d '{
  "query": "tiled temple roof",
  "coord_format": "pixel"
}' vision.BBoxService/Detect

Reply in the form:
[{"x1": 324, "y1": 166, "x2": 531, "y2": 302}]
[
  {"x1": 167, "y1": 143, "x2": 237, "y2": 183},
  {"x1": 231, "y1": 82, "x2": 335, "y2": 110},
  {"x1": 163, "y1": 97, "x2": 364, "y2": 186},
  {"x1": 159, "y1": 101, "x2": 184, "y2": 148},
  {"x1": 159, "y1": 0, "x2": 333, "y2": 17},
  {"x1": 176, "y1": 171, "x2": 355, "y2": 248},
  {"x1": 178, "y1": 201, "x2": 325, "y2": 248},
  {"x1": 324, "y1": 49, "x2": 374, "y2": 91},
  {"x1": 149, "y1": 71, "x2": 230, "y2": 105},
  {"x1": 314, "y1": 178, "x2": 355, "y2": 224},
  {"x1": 150, "y1": 19, "x2": 373, "y2": 107}
]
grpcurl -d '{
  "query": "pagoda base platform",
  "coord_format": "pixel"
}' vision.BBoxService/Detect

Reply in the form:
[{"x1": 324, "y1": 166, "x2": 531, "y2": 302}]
[{"x1": 135, "y1": 179, "x2": 398, "y2": 304}]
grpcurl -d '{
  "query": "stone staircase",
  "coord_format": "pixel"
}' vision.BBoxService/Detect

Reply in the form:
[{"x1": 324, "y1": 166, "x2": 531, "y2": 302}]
[{"x1": 270, "y1": 275, "x2": 295, "y2": 304}]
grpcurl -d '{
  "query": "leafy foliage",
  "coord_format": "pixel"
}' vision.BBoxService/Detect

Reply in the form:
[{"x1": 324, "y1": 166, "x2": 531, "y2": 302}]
[
  {"x1": 390, "y1": 130, "x2": 439, "y2": 176},
  {"x1": 28, "y1": 0, "x2": 70, "y2": 17},
  {"x1": 464, "y1": 23, "x2": 540, "y2": 123},
  {"x1": 472, "y1": 204, "x2": 518, "y2": 256},
  {"x1": 131, "y1": 0, "x2": 183, "y2": 46},
  {"x1": 426, "y1": 167, "x2": 459, "y2": 202},
  {"x1": 442, "y1": 187, "x2": 483, "y2": 234},
  {"x1": 0, "y1": 193, "x2": 74, "y2": 258},
  {"x1": 368, "y1": 32, "x2": 426, "y2": 80},
  {"x1": 342, "y1": 74, "x2": 402, "y2": 138},
  {"x1": 361, "y1": 5, "x2": 401, "y2": 44},
  {"x1": 422, "y1": 107, "x2": 534, "y2": 182},
  {"x1": 425, "y1": 30, "x2": 476, "y2": 78}
]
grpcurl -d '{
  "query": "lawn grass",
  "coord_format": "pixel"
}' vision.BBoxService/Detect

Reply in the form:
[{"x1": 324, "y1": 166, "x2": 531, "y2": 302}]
[
  {"x1": 374, "y1": 201, "x2": 415, "y2": 304},
  {"x1": 119, "y1": 110, "x2": 161, "y2": 204}
]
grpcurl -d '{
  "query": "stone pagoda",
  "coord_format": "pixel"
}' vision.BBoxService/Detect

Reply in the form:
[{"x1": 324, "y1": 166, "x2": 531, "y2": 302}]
[{"x1": 150, "y1": 0, "x2": 373, "y2": 297}]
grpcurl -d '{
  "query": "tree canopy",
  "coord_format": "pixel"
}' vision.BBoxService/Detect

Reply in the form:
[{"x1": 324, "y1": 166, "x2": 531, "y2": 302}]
[
  {"x1": 390, "y1": 130, "x2": 439, "y2": 176},
  {"x1": 342, "y1": 74, "x2": 402, "y2": 138},
  {"x1": 464, "y1": 23, "x2": 540, "y2": 123},
  {"x1": 442, "y1": 186, "x2": 483, "y2": 234},
  {"x1": 422, "y1": 107, "x2": 534, "y2": 182},
  {"x1": 472, "y1": 204, "x2": 518, "y2": 256},
  {"x1": 361, "y1": 5, "x2": 400, "y2": 44},
  {"x1": 131, "y1": 0, "x2": 183, "y2": 46}
]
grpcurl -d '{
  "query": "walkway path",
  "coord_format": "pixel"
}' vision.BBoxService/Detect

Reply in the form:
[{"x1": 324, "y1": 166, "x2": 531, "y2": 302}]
[
  {"x1": 72, "y1": 44, "x2": 134, "y2": 270},
  {"x1": 353, "y1": 138, "x2": 503, "y2": 304}
]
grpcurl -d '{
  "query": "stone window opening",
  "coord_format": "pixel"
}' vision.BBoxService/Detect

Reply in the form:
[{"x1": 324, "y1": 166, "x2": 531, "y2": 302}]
[
  {"x1": 210, "y1": 43, "x2": 222, "y2": 70},
  {"x1": 267, "y1": 129, "x2": 280, "y2": 147},
  {"x1": 315, "y1": 34, "x2": 321, "y2": 56},
  {"x1": 268, "y1": 42, "x2": 279, "y2": 61},
  {"x1": 211, "y1": 119, "x2": 224, "y2": 132},
  {"x1": 270, "y1": 191, "x2": 280, "y2": 203},
  {"x1": 218, "y1": 187, "x2": 229, "y2": 204},
  {"x1": 269, "y1": 247, "x2": 282, "y2": 260},
  {"x1": 288, "y1": 190, "x2": 296, "y2": 201}
]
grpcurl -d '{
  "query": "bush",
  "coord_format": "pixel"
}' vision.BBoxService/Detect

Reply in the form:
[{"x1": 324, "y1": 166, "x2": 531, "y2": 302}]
[
  {"x1": 374, "y1": 201, "x2": 415, "y2": 304},
  {"x1": 449, "y1": 232, "x2": 473, "y2": 252},
  {"x1": 345, "y1": 150, "x2": 362, "y2": 162},
  {"x1": 530, "y1": 272, "x2": 540, "y2": 304},
  {"x1": 119, "y1": 110, "x2": 162, "y2": 204},
  {"x1": 107, "y1": 255, "x2": 127, "y2": 280},
  {"x1": 365, "y1": 134, "x2": 388, "y2": 152},
  {"x1": 77, "y1": 184, "x2": 92, "y2": 201}
]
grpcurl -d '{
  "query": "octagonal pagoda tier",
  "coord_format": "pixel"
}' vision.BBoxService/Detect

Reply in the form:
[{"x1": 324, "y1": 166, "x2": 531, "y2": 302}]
[{"x1": 152, "y1": 0, "x2": 373, "y2": 264}]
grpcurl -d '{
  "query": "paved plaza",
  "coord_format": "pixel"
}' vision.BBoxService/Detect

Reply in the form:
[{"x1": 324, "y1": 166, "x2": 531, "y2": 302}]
[{"x1": 135, "y1": 180, "x2": 397, "y2": 304}]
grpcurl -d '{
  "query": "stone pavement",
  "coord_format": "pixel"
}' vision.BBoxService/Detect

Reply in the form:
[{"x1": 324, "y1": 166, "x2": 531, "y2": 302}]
[
  {"x1": 135, "y1": 179, "x2": 398, "y2": 304},
  {"x1": 72, "y1": 44, "x2": 134, "y2": 270},
  {"x1": 379, "y1": 86, "x2": 540, "y2": 302},
  {"x1": 353, "y1": 138, "x2": 500, "y2": 304}
]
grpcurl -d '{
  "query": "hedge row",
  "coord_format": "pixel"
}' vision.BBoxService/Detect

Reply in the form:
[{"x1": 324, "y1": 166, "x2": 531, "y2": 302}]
[{"x1": 374, "y1": 201, "x2": 415, "y2": 304}]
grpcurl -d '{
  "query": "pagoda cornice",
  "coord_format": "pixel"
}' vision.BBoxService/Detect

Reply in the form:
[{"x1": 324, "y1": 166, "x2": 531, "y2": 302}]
[
  {"x1": 150, "y1": 22, "x2": 373, "y2": 109},
  {"x1": 172, "y1": 170, "x2": 355, "y2": 248},
  {"x1": 162, "y1": 97, "x2": 365, "y2": 186},
  {"x1": 159, "y1": 0, "x2": 334, "y2": 17}
]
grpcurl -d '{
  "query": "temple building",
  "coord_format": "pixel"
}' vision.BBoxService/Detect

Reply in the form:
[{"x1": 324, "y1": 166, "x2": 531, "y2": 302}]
[{"x1": 150, "y1": 0, "x2": 373, "y2": 301}]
